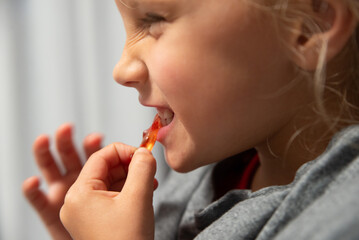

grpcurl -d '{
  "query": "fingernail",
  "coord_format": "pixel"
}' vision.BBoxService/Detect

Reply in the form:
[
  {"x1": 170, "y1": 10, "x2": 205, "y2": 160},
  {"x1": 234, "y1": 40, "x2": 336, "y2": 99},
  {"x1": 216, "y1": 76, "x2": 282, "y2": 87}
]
[
  {"x1": 135, "y1": 147, "x2": 150, "y2": 154},
  {"x1": 88, "y1": 133, "x2": 104, "y2": 142}
]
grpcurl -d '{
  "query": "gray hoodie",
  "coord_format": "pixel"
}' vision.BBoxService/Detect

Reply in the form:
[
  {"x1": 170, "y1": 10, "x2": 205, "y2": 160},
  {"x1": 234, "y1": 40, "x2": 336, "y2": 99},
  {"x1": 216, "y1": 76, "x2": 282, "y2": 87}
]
[{"x1": 154, "y1": 125, "x2": 359, "y2": 240}]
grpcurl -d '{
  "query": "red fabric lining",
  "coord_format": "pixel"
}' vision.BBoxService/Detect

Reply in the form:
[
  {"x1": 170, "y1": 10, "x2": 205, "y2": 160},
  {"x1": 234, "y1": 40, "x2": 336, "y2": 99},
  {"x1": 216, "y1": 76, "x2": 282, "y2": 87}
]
[
  {"x1": 212, "y1": 150, "x2": 260, "y2": 200},
  {"x1": 237, "y1": 154, "x2": 260, "y2": 189}
]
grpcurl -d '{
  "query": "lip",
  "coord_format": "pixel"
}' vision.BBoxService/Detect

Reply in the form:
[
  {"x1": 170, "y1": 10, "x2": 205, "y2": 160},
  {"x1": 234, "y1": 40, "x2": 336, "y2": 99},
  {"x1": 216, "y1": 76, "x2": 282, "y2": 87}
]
[
  {"x1": 139, "y1": 103, "x2": 174, "y2": 143},
  {"x1": 157, "y1": 113, "x2": 175, "y2": 143}
]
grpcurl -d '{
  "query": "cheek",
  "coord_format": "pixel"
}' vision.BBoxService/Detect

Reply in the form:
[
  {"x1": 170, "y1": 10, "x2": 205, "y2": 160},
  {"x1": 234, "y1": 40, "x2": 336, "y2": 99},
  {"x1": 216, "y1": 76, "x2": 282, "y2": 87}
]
[
  {"x1": 145, "y1": 8, "x2": 300, "y2": 168},
  {"x1": 150, "y1": 51, "x2": 181, "y2": 91},
  {"x1": 149, "y1": 45, "x2": 201, "y2": 111}
]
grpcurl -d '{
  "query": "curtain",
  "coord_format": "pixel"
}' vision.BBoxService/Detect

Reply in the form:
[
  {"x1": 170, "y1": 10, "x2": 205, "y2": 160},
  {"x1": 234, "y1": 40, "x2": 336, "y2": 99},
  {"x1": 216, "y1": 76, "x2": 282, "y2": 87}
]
[{"x1": 0, "y1": 0, "x2": 164, "y2": 239}]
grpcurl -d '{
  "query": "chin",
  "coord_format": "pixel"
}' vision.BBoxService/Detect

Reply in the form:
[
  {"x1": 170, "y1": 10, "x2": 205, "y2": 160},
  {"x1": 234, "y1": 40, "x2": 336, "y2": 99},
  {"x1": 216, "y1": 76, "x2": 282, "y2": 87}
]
[{"x1": 164, "y1": 148, "x2": 207, "y2": 173}]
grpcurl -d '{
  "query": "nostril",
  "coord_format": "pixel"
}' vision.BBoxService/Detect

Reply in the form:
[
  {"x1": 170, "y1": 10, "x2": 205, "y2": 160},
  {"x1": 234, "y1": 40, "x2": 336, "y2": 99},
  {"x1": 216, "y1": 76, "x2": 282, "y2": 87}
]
[{"x1": 113, "y1": 58, "x2": 148, "y2": 87}]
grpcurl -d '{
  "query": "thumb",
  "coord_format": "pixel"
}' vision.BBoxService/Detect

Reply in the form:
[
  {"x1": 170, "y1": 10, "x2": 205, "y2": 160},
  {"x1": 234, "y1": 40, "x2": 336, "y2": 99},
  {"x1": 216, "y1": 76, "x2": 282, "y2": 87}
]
[{"x1": 121, "y1": 147, "x2": 157, "y2": 202}]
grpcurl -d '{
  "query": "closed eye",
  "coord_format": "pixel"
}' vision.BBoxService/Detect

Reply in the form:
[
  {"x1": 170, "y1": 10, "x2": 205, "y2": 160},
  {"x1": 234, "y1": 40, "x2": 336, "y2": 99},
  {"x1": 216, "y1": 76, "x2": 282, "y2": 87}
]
[{"x1": 140, "y1": 12, "x2": 166, "y2": 24}]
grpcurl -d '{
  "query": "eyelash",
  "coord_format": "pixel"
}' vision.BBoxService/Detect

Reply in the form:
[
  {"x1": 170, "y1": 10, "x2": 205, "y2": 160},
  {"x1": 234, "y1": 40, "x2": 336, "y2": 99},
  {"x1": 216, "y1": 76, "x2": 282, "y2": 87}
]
[{"x1": 140, "y1": 13, "x2": 166, "y2": 25}]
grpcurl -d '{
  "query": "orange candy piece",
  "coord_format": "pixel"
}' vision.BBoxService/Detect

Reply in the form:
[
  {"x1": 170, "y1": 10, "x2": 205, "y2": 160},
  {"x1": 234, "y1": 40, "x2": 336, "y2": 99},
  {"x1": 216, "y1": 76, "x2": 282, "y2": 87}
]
[{"x1": 140, "y1": 114, "x2": 162, "y2": 151}]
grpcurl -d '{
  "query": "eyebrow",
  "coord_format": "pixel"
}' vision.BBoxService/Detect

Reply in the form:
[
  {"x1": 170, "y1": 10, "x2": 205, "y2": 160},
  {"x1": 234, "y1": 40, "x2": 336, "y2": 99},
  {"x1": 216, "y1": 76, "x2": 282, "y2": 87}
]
[
  {"x1": 119, "y1": 0, "x2": 172, "y2": 9},
  {"x1": 118, "y1": 0, "x2": 138, "y2": 9}
]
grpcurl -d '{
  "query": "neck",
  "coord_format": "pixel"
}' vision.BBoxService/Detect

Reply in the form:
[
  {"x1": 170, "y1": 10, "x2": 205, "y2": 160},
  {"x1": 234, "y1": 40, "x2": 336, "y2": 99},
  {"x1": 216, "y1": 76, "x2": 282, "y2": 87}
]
[
  {"x1": 250, "y1": 58, "x2": 359, "y2": 191},
  {"x1": 251, "y1": 108, "x2": 333, "y2": 191}
]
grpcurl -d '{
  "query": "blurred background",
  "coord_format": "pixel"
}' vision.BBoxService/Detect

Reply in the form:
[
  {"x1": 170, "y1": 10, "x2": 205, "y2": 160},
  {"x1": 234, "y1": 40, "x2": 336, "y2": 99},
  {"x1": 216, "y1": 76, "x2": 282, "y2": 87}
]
[{"x1": 0, "y1": 0, "x2": 165, "y2": 239}]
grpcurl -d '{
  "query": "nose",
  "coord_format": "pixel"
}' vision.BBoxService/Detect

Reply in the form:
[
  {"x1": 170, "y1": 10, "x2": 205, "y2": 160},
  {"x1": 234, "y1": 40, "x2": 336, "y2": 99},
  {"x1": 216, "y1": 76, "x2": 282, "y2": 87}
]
[{"x1": 113, "y1": 48, "x2": 148, "y2": 88}]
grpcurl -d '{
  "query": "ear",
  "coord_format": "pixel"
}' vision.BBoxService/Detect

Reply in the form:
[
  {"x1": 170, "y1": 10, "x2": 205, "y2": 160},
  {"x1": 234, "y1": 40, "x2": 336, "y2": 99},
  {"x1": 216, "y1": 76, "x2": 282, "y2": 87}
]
[{"x1": 291, "y1": 0, "x2": 356, "y2": 71}]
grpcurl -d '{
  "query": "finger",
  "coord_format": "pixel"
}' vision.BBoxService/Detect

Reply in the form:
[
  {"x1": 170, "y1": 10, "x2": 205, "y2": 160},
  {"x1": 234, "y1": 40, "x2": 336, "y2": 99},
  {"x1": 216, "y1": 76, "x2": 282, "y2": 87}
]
[
  {"x1": 22, "y1": 176, "x2": 49, "y2": 214},
  {"x1": 83, "y1": 133, "x2": 103, "y2": 159},
  {"x1": 121, "y1": 148, "x2": 157, "y2": 202},
  {"x1": 55, "y1": 123, "x2": 82, "y2": 172},
  {"x1": 154, "y1": 178, "x2": 159, "y2": 191},
  {"x1": 77, "y1": 143, "x2": 136, "y2": 189},
  {"x1": 33, "y1": 135, "x2": 62, "y2": 183}
]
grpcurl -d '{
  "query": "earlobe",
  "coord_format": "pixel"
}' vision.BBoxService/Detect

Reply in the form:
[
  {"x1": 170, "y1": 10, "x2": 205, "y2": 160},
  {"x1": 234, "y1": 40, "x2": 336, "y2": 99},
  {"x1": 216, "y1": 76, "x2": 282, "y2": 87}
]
[{"x1": 291, "y1": 0, "x2": 356, "y2": 71}]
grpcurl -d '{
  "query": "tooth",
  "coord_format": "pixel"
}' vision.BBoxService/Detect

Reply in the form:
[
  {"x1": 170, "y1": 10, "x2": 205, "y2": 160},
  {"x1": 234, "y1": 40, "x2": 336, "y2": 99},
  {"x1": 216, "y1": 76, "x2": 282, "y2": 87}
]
[{"x1": 158, "y1": 109, "x2": 174, "y2": 126}]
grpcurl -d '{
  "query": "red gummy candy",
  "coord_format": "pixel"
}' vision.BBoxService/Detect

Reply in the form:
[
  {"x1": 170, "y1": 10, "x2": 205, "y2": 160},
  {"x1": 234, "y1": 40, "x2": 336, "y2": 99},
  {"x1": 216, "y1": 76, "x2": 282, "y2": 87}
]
[{"x1": 140, "y1": 114, "x2": 162, "y2": 151}]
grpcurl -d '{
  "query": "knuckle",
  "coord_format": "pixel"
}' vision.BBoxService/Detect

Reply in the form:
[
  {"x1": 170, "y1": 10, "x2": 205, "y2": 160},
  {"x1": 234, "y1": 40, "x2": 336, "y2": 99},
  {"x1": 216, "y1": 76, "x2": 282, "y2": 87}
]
[
  {"x1": 62, "y1": 188, "x2": 80, "y2": 211},
  {"x1": 58, "y1": 143, "x2": 73, "y2": 156},
  {"x1": 59, "y1": 205, "x2": 68, "y2": 225},
  {"x1": 60, "y1": 188, "x2": 83, "y2": 225}
]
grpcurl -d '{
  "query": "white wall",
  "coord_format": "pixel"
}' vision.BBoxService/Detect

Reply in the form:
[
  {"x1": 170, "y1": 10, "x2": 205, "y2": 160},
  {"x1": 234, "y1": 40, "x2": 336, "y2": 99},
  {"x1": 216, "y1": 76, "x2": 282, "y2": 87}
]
[{"x1": 0, "y1": 1, "x2": 164, "y2": 239}]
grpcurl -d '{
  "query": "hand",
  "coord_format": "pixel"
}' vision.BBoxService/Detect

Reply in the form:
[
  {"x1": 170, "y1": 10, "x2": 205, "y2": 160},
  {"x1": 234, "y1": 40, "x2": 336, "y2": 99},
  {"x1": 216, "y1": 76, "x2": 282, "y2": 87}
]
[
  {"x1": 22, "y1": 124, "x2": 103, "y2": 240},
  {"x1": 60, "y1": 144, "x2": 157, "y2": 240}
]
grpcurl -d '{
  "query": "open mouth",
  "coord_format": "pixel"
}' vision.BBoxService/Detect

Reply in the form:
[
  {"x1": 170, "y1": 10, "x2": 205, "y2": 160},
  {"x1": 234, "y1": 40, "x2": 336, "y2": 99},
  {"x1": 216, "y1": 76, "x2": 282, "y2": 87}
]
[{"x1": 157, "y1": 108, "x2": 174, "y2": 126}]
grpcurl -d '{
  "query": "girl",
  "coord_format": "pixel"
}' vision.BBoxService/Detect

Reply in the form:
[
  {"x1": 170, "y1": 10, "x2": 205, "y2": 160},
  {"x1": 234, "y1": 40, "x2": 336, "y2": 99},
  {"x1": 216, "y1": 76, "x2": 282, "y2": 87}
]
[{"x1": 23, "y1": 0, "x2": 359, "y2": 239}]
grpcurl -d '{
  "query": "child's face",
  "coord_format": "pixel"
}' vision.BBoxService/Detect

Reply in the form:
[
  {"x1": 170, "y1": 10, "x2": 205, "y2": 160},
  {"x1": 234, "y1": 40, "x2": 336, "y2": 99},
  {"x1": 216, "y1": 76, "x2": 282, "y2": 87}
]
[{"x1": 114, "y1": 0, "x2": 310, "y2": 172}]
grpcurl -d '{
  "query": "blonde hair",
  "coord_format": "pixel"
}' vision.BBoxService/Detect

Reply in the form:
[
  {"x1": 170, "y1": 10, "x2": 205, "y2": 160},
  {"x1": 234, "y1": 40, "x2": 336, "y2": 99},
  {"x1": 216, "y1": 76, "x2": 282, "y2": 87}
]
[
  {"x1": 244, "y1": 0, "x2": 359, "y2": 157},
  {"x1": 255, "y1": 0, "x2": 359, "y2": 131}
]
